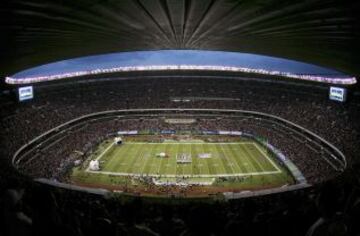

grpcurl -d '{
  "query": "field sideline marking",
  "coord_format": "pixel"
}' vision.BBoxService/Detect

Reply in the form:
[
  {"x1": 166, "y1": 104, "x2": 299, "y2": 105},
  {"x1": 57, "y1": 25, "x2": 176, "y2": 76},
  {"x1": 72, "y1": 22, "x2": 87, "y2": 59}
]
[
  {"x1": 85, "y1": 169, "x2": 282, "y2": 178},
  {"x1": 243, "y1": 143, "x2": 268, "y2": 173},
  {"x1": 252, "y1": 143, "x2": 282, "y2": 172},
  {"x1": 123, "y1": 142, "x2": 255, "y2": 145},
  {"x1": 86, "y1": 142, "x2": 115, "y2": 171}
]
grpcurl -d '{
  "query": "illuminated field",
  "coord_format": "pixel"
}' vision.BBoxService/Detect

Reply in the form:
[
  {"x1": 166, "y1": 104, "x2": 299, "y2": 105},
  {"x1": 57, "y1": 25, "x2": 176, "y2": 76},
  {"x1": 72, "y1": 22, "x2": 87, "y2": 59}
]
[{"x1": 71, "y1": 138, "x2": 295, "y2": 196}]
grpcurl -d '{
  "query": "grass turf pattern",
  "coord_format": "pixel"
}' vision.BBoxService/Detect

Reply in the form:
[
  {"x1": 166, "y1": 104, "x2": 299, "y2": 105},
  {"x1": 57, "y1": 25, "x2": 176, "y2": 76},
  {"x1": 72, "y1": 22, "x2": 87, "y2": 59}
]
[
  {"x1": 70, "y1": 138, "x2": 295, "y2": 195},
  {"x1": 88, "y1": 141, "x2": 281, "y2": 177}
]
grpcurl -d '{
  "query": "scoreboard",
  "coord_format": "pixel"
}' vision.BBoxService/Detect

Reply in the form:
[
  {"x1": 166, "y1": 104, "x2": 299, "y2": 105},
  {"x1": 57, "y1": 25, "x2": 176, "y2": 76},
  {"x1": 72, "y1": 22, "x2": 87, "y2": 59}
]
[
  {"x1": 18, "y1": 86, "x2": 34, "y2": 102},
  {"x1": 329, "y1": 87, "x2": 347, "y2": 102}
]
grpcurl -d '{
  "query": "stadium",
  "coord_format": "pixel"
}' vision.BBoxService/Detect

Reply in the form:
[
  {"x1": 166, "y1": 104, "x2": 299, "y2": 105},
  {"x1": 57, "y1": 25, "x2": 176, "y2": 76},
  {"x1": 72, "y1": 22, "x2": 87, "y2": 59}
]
[{"x1": 1, "y1": 1, "x2": 360, "y2": 236}]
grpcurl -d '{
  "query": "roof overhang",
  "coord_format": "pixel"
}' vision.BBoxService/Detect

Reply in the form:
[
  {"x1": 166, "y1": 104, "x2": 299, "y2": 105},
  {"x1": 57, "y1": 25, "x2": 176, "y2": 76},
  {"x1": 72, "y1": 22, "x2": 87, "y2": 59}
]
[{"x1": 1, "y1": 0, "x2": 360, "y2": 79}]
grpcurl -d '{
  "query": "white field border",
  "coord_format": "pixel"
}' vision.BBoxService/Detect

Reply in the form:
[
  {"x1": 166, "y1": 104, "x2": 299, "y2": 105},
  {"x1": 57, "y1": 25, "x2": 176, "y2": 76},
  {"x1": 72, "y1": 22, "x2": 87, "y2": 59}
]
[
  {"x1": 85, "y1": 170, "x2": 281, "y2": 178},
  {"x1": 85, "y1": 142, "x2": 282, "y2": 178},
  {"x1": 252, "y1": 143, "x2": 282, "y2": 172},
  {"x1": 120, "y1": 142, "x2": 255, "y2": 145}
]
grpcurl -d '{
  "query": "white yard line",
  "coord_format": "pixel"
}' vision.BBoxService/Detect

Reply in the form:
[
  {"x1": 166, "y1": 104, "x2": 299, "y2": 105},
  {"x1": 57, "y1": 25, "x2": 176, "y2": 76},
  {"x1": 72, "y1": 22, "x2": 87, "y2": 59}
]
[
  {"x1": 128, "y1": 143, "x2": 146, "y2": 173},
  {"x1": 190, "y1": 143, "x2": 193, "y2": 176},
  {"x1": 202, "y1": 144, "x2": 211, "y2": 176},
  {"x1": 156, "y1": 144, "x2": 165, "y2": 175},
  {"x1": 139, "y1": 143, "x2": 157, "y2": 174},
  {"x1": 162, "y1": 145, "x2": 171, "y2": 175},
  {"x1": 219, "y1": 144, "x2": 237, "y2": 174},
  {"x1": 175, "y1": 147, "x2": 178, "y2": 176},
  {"x1": 252, "y1": 143, "x2": 282, "y2": 172}
]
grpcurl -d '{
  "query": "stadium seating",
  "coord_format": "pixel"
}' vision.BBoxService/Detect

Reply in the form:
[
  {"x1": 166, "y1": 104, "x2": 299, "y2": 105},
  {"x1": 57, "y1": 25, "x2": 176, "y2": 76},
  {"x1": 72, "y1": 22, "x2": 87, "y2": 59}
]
[{"x1": 1, "y1": 77, "x2": 359, "y2": 236}]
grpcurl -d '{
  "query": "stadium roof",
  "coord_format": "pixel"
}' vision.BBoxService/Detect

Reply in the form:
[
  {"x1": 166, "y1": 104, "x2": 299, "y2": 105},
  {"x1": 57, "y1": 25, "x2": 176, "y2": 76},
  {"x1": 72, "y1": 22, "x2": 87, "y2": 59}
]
[
  {"x1": 5, "y1": 50, "x2": 356, "y2": 85},
  {"x1": 1, "y1": 0, "x2": 360, "y2": 80}
]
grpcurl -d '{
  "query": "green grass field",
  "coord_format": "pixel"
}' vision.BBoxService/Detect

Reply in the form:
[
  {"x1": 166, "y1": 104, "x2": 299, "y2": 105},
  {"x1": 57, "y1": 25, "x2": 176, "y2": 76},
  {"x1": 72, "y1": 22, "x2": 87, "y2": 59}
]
[
  {"x1": 89, "y1": 141, "x2": 281, "y2": 177},
  {"x1": 70, "y1": 137, "x2": 295, "y2": 196}
]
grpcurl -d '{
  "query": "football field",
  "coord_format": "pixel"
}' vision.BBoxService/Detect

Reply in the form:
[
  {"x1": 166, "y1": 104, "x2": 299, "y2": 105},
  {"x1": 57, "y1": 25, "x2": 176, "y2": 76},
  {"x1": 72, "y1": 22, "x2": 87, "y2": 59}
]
[{"x1": 86, "y1": 141, "x2": 283, "y2": 178}]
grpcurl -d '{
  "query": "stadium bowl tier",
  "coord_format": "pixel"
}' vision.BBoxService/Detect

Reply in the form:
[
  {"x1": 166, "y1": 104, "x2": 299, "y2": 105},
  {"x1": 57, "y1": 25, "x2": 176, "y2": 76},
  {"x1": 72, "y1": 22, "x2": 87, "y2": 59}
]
[{"x1": 12, "y1": 109, "x2": 345, "y2": 199}]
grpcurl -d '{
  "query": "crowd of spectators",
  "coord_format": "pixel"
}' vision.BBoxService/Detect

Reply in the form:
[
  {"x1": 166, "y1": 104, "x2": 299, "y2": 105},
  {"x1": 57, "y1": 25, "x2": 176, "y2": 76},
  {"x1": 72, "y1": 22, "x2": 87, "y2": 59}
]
[
  {"x1": 15, "y1": 116, "x2": 338, "y2": 185},
  {"x1": 1, "y1": 77, "x2": 359, "y2": 235},
  {"x1": 1, "y1": 164, "x2": 359, "y2": 236},
  {"x1": 1, "y1": 78, "x2": 358, "y2": 173}
]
